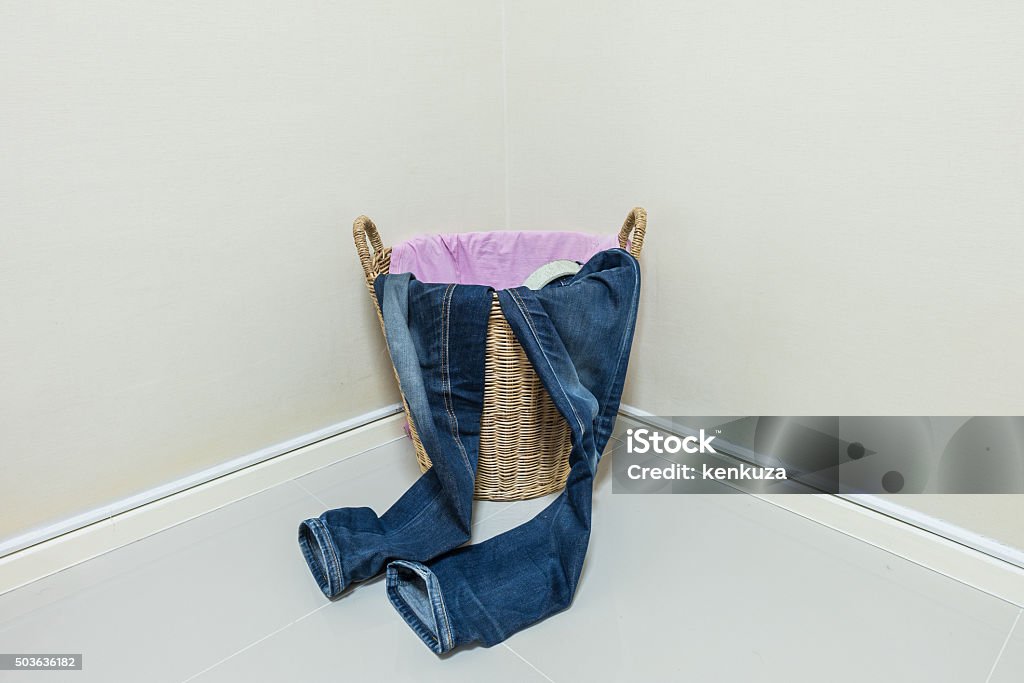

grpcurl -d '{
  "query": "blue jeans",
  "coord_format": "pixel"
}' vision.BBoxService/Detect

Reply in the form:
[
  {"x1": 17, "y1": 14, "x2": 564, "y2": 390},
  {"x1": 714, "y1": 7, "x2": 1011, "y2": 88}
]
[{"x1": 298, "y1": 249, "x2": 640, "y2": 653}]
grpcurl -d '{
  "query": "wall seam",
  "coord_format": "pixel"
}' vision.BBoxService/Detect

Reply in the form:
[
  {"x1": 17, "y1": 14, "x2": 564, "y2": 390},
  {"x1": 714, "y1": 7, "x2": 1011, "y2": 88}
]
[{"x1": 500, "y1": 0, "x2": 511, "y2": 230}]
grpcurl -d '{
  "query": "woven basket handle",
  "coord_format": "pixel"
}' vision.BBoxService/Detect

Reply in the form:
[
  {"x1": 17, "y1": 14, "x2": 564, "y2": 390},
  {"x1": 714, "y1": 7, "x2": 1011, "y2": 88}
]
[
  {"x1": 353, "y1": 215, "x2": 383, "y2": 280},
  {"x1": 618, "y1": 207, "x2": 647, "y2": 258}
]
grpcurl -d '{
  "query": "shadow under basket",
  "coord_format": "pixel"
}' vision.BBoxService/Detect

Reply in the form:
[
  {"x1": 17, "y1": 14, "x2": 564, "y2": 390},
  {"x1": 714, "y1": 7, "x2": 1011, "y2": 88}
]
[{"x1": 353, "y1": 207, "x2": 646, "y2": 501}]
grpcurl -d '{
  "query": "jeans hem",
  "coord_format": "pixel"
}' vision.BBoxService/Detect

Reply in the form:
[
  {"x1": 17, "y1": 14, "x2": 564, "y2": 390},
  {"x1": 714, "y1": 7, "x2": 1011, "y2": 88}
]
[
  {"x1": 297, "y1": 517, "x2": 346, "y2": 599},
  {"x1": 386, "y1": 560, "x2": 455, "y2": 654}
]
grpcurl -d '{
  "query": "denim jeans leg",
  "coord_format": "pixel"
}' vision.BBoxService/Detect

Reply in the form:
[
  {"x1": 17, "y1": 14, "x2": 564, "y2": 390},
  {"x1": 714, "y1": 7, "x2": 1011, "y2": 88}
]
[{"x1": 297, "y1": 275, "x2": 492, "y2": 598}]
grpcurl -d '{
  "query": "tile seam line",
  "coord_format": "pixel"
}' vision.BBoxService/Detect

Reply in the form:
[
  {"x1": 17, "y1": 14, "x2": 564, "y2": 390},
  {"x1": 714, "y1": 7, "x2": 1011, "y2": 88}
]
[
  {"x1": 179, "y1": 602, "x2": 332, "y2": 683},
  {"x1": 502, "y1": 643, "x2": 557, "y2": 682},
  {"x1": 985, "y1": 608, "x2": 1022, "y2": 683},
  {"x1": 292, "y1": 478, "x2": 330, "y2": 510}
]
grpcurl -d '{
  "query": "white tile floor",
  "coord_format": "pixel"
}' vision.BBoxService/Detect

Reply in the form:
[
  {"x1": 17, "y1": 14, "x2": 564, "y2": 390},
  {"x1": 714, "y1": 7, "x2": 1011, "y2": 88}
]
[{"x1": 1, "y1": 426, "x2": 1023, "y2": 682}]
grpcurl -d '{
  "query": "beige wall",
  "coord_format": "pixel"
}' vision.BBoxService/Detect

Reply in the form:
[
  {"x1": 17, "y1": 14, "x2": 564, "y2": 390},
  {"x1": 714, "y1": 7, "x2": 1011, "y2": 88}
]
[
  {"x1": 503, "y1": 0, "x2": 1024, "y2": 415},
  {"x1": 502, "y1": 0, "x2": 1024, "y2": 552},
  {"x1": 4, "y1": 1, "x2": 1022, "y2": 554},
  {"x1": 0, "y1": 1, "x2": 505, "y2": 544}
]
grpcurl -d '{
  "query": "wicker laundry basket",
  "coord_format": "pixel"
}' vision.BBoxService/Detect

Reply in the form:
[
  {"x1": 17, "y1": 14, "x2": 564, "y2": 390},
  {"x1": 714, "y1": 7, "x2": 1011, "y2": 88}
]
[{"x1": 354, "y1": 208, "x2": 646, "y2": 501}]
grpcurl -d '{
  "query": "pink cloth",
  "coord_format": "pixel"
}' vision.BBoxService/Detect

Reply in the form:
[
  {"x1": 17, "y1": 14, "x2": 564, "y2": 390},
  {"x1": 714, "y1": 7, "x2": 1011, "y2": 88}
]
[{"x1": 388, "y1": 231, "x2": 621, "y2": 289}]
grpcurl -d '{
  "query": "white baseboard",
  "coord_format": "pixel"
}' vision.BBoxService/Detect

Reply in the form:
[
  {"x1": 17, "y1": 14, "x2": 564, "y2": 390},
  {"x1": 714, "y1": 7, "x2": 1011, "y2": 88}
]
[
  {"x1": 0, "y1": 406, "x2": 405, "y2": 596},
  {"x1": 0, "y1": 404, "x2": 402, "y2": 559},
  {"x1": 614, "y1": 409, "x2": 1024, "y2": 607},
  {"x1": 5, "y1": 404, "x2": 1022, "y2": 607},
  {"x1": 841, "y1": 493, "x2": 1024, "y2": 569},
  {"x1": 618, "y1": 402, "x2": 654, "y2": 418}
]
